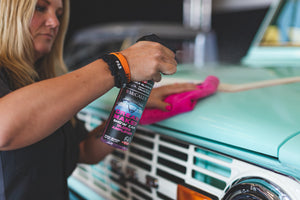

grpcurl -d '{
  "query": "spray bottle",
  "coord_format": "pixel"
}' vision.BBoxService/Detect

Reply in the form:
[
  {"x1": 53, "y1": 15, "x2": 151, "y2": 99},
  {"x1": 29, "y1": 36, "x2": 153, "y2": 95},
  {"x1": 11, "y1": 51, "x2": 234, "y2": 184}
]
[{"x1": 101, "y1": 34, "x2": 168, "y2": 150}]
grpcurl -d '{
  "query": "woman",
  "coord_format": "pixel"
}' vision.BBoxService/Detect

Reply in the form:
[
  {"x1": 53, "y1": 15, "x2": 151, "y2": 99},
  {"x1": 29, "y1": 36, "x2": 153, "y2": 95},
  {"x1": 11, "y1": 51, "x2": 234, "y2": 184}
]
[{"x1": 0, "y1": 0, "x2": 196, "y2": 199}]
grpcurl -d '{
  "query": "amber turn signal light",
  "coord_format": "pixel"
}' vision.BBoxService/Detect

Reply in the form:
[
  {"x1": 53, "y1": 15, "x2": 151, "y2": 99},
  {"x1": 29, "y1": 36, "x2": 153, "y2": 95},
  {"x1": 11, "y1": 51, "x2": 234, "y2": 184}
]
[{"x1": 177, "y1": 184, "x2": 212, "y2": 200}]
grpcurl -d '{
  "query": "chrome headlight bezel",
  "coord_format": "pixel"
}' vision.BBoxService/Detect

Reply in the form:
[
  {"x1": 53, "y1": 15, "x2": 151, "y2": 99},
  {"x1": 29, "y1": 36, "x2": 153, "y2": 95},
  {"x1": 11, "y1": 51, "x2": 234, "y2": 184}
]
[{"x1": 223, "y1": 177, "x2": 290, "y2": 200}]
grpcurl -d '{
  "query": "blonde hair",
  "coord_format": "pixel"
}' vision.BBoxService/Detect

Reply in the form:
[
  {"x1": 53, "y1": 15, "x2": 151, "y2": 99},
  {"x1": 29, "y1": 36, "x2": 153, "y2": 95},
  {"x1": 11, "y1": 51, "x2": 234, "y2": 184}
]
[{"x1": 0, "y1": 0, "x2": 70, "y2": 90}]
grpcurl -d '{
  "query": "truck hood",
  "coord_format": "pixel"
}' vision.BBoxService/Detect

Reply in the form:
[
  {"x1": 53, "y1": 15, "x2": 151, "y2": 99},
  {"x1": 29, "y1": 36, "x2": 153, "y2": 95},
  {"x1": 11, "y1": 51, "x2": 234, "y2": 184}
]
[{"x1": 88, "y1": 65, "x2": 300, "y2": 159}]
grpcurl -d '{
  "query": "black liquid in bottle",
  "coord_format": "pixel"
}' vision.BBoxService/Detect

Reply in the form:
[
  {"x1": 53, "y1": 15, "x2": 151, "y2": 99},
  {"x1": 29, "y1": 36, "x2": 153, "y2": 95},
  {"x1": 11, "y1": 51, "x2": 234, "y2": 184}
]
[{"x1": 101, "y1": 34, "x2": 165, "y2": 150}]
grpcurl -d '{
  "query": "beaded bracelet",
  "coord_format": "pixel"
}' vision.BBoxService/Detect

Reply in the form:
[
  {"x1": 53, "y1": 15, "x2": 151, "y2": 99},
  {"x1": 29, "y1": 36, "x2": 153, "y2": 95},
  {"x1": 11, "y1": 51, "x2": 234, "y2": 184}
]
[{"x1": 101, "y1": 52, "x2": 131, "y2": 88}]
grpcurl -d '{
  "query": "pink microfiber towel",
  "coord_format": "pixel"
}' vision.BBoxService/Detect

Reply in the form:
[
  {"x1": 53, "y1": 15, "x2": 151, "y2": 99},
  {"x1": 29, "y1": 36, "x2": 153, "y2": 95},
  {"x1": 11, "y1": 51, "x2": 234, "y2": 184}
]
[{"x1": 139, "y1": 76, "x2": 219, "y2": 125}]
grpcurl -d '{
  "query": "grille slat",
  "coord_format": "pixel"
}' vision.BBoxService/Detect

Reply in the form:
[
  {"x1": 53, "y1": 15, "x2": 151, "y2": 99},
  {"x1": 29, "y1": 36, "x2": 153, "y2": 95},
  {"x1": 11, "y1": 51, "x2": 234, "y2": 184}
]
[
  {"x1": 194, "y1": 149, "x2": 233, "y2": 167},
  {"x1": 159, "y1": 145, "x2": 188, "y2": 161},
  {"x1": 132, "y1": 137, "x2": 154, "y2": 149},
  {"x1": 156, "y1": 168, "x2": 185, "y2": 184},
  {"x1": 157, "y1": 157, "x2": 186, "y2": 174},
  {"x1": 130, "y1": 186, "x2": 152, "y2": 200},
  {"x1": 160, "y1": 136, "x2": 189, "y2": 149},
  {"x1": 129, "y1": 146, "x2": 153, "y2": 160},
  {"x1": 129, "y1": 156, "x2": 152, "y2": 172},
  {"x1": 156, "y1": 151, "x2": 188, "y2": 167}
]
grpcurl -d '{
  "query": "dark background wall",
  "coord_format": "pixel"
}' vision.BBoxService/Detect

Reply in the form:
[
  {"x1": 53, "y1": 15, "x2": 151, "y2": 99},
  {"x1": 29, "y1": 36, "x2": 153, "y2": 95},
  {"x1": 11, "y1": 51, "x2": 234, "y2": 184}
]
[
  {"x1": 66, "y1": 1, "x2": 268, "y2": 63},
  {"x1": 67, "y1": 0, "x2": 183, "y2": 41}
]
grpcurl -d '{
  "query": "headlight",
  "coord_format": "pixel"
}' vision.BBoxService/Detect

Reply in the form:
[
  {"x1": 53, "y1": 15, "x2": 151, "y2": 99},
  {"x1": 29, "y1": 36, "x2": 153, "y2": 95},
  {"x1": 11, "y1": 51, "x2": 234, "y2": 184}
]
[{"x1": 223, "y1": 177, "x2": 290, "y2": 200}]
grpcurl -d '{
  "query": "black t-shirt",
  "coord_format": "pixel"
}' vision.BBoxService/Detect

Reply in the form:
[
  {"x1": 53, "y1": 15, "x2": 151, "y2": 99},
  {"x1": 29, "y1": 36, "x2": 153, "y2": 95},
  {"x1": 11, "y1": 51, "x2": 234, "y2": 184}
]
[{"x1": 0, "y1": 72, "x2": 88, "y2": 200}]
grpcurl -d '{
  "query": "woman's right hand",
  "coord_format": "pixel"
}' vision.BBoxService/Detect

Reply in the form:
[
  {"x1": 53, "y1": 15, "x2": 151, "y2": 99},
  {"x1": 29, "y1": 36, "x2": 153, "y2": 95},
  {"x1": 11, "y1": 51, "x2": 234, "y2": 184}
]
[{"x1": 120, "y1": 41, "x2": 177, "y2": 82}]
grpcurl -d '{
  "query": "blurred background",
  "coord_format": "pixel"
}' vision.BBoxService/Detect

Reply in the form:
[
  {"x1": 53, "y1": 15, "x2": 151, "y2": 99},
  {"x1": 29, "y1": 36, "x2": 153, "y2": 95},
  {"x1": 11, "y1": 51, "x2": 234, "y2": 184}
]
[{"x1": 65, "y1": 0, "x2": 274, "y2": 64}]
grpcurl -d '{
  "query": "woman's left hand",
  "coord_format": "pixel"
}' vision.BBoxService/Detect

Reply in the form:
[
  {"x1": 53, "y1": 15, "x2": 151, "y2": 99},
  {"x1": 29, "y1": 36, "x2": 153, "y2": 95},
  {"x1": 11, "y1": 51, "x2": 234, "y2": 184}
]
[{"x1": 146, "y1": 83, "x2": 197, "y2": 111}]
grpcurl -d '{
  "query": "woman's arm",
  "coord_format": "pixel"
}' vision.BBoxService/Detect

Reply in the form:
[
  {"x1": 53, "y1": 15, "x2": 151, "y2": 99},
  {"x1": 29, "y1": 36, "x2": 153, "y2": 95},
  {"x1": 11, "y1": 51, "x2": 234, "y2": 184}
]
[
  {"x1": 0, "y1": 41, "x2": 176, "y2": 150},
  {"x1": 78, "y1": 122, "x2": 114, "y2": 164},
  {"x1": 0, "y1": 59, "x2": 114, "y2": 150}
]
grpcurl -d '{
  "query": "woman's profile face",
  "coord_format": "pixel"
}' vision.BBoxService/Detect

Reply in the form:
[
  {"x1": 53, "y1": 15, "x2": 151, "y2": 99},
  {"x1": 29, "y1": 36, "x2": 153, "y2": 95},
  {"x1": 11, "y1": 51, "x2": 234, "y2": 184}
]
[{"x1": 30, "y1": 0, "x2": 63, "y2": 60}]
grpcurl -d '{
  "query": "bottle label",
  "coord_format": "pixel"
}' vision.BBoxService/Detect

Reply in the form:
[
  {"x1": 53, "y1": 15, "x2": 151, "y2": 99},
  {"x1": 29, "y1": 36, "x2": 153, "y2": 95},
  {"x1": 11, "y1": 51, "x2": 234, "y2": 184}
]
[{"x1": 101, "y1": 81, "x2": 154, "y2": 150}]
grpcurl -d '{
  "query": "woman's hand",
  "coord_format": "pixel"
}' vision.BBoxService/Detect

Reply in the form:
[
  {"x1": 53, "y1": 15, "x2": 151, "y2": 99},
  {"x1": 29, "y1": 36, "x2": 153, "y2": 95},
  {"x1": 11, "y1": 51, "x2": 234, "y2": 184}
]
[
  {"x1": 146, "y1": 83, "x2": 197, "y2": 111},
  {"x1": 121, "y1": 41, "x2": 177, "y2": 82}
]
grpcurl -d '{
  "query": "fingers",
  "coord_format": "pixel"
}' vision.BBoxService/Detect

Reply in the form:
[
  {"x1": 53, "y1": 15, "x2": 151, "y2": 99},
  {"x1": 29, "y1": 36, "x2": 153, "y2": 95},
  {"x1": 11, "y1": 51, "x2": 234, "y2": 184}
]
[
  {"x1": 152, "y1": 42, "x2": 177, "y2": 75},
  {"x1": 157, "y1": 83, "x2": 197, "y2": 97},
  {"x1": 147, "y1": 97, "x2": 170, "y2": 111},
  {"x1": 152, "y1": 72, "x2": 162, "y2": 82},
  {"x1": 146, "y1": 82, "x2": 197, "y2": 110},
  {"x1": 121, "y1": 41, "x2": 177, "y2": 82}
]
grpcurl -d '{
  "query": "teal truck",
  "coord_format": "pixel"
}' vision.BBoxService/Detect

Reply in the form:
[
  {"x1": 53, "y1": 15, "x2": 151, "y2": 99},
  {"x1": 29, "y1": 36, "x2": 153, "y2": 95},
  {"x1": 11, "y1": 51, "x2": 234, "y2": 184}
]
[{"x1": 68, "y1": 0, "x2": 300, "y2": 199}]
